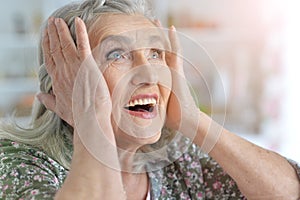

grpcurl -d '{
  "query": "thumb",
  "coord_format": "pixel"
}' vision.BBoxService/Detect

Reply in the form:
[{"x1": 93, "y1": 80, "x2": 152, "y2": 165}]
[{"x1": 37, "y1": 93, "x2": 56, "y2": 112}]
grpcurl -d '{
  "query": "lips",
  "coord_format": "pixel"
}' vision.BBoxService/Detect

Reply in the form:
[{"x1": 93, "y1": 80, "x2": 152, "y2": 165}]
[{"x1": 124, "y1": 94, "x2": 158, "y2": 119}]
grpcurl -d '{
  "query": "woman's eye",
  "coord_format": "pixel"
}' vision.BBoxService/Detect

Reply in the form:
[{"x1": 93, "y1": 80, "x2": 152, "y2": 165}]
[
  {"x1": 149, "y1": 49, "x2": 162, "y2": 59},
  {"x1": 106, "y1": 50, "x2": 124, "y2": 60}
]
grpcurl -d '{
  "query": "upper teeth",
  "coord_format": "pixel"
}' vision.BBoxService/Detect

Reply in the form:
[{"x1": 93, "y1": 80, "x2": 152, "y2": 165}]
[{"x1": 125, "y1": 98, "x2": 157, "y2": 107}]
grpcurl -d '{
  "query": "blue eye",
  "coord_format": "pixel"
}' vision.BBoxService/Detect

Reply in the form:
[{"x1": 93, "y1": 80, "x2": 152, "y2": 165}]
[
  {"x1": 106, "y1": 49, "x2": 124, "y2": 60},
  {"x1": 150, "y1": 49, "x2": 162, "y2": 59}
]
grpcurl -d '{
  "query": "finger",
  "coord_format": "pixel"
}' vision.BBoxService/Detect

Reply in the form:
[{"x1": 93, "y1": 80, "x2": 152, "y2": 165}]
[
  {"x1": 48, "y1": 17, "x2": 64, "y2": 65},
  {"x1": 37, "y1": 93, "x2": 56, "y2": 112},
  {"x1": 55, "y1": 18, "x2": 77, "y2": 63},
  {"x1": 75, "y1": 17, "x2": 92, "y2": 59},
  {"x1": 42, "y1": 27, "x2": 55, "y2": 75},
  {"x1": 168, "y1": 26, "x2": 181, "y2": 54},
  {"x1": 153, "y1": 20, "x2": 171, "y2": 53},
  {"x1": 153, "y1": 19, "x2": 163, "y2": 28},
  {"x1": 167, "y1": 26, "x2": 184, "y2": 72}
]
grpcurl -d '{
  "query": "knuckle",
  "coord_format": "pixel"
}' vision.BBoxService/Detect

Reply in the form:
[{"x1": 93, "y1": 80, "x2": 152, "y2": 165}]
[
  {"x1": 61, "y1": 42, "x2": 73, "y2": 52},
  {"x1": 50, "y1": 48, "x2": 61, "y2": 55},
  {"x1": 45, "y1": 54, "x2": 54, "y2": 64},
  {"x1": 77, "y1": 42, "x2": 89, "y2": 52}
]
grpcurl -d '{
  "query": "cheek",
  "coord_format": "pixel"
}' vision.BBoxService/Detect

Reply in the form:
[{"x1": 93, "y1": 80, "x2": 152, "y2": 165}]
[
  {"x1": 158, "y1": 65, "x2": 172, "y2": 106},
  {"x1": 103, "y1": 67, "x2": 118, "y2": 95},
  {"x1": 160, "y1": 86, "x2": 171, "y2": 106},
  {"x1": 103, "y1": 64, "x2": 129, "y2": 96}
]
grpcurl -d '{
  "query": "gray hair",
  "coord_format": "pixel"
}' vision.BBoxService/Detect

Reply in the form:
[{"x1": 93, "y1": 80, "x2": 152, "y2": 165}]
[{"x1": 0, "y1": 0, "x2": 176, "y2": 171}]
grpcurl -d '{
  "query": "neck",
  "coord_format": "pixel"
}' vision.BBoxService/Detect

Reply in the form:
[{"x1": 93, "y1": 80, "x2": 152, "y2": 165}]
[
  {"x1": 114, "y1": 130, "x2": 148, "y2": 171},
  {"x1": 117, "y1": 144, "x2": 143, "y2": 172},
  {"x1": 122, "y1": 172, "x2": 149, "y2": 200},
  {"x1": 113, "y1": 125, "x2": 161, "y2": 171}
]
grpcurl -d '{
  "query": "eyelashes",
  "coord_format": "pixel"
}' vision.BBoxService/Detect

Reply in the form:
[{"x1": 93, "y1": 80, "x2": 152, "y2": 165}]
[
  {"x1": 106, "y1": 48, "x2": 128, "y2": 61},
  {"x1": 105, "y1": 48, "x2": 164, "y2": 62},
  {"x1": 150, "y1": 49, "x2": 163, "y2": 59}
]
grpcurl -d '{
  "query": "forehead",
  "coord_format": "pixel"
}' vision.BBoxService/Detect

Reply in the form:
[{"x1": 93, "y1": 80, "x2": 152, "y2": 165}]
[{"x1": 88, "y1": 14, "x2": 167, "y2": 49}]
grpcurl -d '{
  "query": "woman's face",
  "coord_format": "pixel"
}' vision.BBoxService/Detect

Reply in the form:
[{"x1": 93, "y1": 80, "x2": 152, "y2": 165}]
[{"x1": 88, "y1": 14, "x2": 171, "y2": 148}]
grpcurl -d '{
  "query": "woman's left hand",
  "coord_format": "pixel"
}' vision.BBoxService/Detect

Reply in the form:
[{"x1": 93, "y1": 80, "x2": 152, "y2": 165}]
[{"x1": 164, "y1": 26, "x2": 201, "y2": 135}]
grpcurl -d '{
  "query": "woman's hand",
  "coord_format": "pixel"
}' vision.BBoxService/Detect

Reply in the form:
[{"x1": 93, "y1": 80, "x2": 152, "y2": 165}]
[
  {"x1": 164, "y1": 26, "x2": 201, "y2": 136},
  {"x1": 37, "y1": 17, "x2": 124, "y2": 199},
  {"x1": 37, "y1": 17, "x2": 111, "y2": 128}
]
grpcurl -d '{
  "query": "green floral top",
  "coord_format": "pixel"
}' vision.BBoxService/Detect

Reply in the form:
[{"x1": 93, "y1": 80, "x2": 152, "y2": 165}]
[{"x1": 0, "y1": 138, "x2": 299, "y2": 199}]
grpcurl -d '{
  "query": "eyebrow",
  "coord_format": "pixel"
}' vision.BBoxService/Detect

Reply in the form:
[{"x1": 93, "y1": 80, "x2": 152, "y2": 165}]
[
  {"x1": 101, "y1": 35, "x2": 132, "y2": 45},
  {"x1": 149, "y1": 35, "x2": 164, "y2": 44},
  {"x1": 100, "y1": 34, "x2": 167, "y2": 48}
]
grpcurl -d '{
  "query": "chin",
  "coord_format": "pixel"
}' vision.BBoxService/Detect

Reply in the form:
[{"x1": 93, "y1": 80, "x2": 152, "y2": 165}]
[
  {"x1": 121, "y1": 128, "x2": 162, "y2": 146},
  {"x1": 135, "y1": 130, "x2": 162, "y2": 145}
]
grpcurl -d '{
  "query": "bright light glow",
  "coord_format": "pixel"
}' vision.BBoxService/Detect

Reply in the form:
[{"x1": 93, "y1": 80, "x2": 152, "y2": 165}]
[{"x1": 280, "y1": 0, "x2": 300, "y2": 163}]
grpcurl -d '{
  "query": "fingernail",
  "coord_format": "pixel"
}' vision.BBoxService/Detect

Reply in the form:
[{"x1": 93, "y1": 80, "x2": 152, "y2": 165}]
[
  {"x1": 170, "y1": 25, "x2": 176, "y2": 31},
  {"x1": 54, "y1": 18, "x2": 60, "y2": 25},
  {"x1": 48, "y1": 17, "x2": 54, "y2": 25}
]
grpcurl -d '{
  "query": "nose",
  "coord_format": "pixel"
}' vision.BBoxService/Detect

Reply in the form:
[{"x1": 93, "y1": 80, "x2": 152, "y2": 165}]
[{"x1": 131, "y1": 50, "x2": 158, "y2": 86}]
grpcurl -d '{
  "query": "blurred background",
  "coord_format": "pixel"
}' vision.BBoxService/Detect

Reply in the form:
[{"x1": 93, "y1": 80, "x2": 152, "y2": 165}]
[{"x1": 0, "y1": 0, "x2": 299, "y2": 162}]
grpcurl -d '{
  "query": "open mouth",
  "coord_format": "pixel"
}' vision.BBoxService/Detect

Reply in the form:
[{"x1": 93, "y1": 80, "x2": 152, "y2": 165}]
[{"x1": 124, "y1": 97, "x2": 157, "y2": 113}]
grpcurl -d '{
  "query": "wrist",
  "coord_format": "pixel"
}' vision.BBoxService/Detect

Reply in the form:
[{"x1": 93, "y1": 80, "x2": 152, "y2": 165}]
[
  {"x1": 193, "y1": 112, "x2": 225, "y2": 154},
  {"x1": 177, "y1": 108, "x2": 202, "y2": 139},
  {"x1": 56, "y1": 160, "x2": 124, "y2": 199}
]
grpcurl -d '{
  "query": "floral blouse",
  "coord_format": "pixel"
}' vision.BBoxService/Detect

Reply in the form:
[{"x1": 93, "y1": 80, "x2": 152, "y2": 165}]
[{"x1": 0, "y1": 138, "x2": 299, "y2": 199}]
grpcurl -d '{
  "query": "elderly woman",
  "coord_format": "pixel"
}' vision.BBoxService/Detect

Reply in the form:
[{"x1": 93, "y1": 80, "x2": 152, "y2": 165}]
[{"x1": 0, "y1": 0, "x2": 299, "y2": 199}]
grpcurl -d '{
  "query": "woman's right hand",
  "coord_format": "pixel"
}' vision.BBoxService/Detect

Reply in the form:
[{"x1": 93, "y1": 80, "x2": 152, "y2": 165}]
[
  {"x1": 37, "y1": 17, "x2": 112, "y2": 128},
  {"x1": 39, "y1": 15, "x2": 118, "y2": 164},
  {"x1": 38, "y1": 17, "x2": 124, "y2": 199}
]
